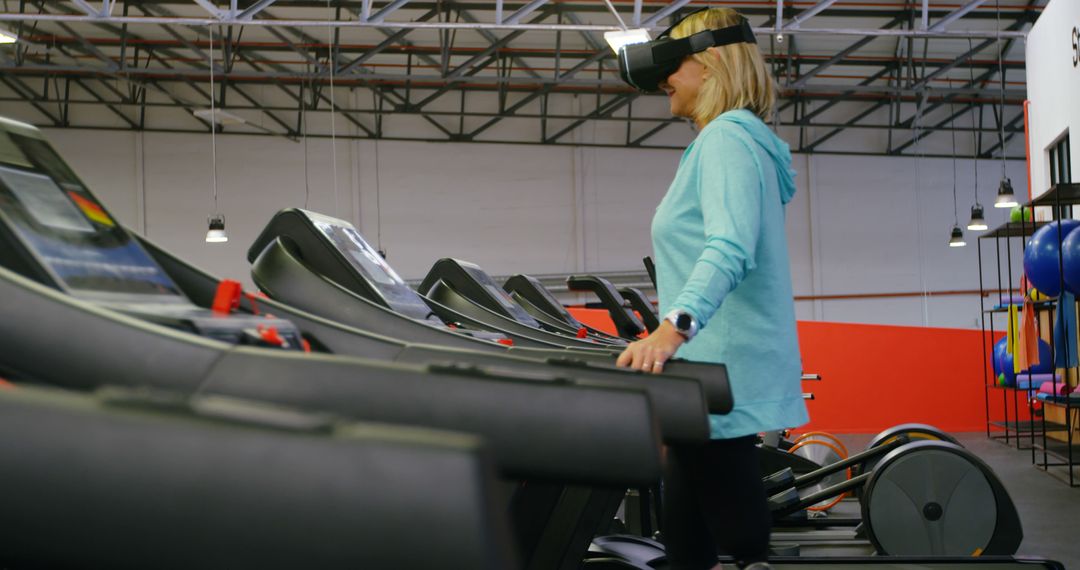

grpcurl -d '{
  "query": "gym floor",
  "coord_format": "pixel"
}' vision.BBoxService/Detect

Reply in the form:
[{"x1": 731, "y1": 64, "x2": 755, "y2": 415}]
[{"x1": 835, "y1": 433, "x2": 1080, "y2": 569}]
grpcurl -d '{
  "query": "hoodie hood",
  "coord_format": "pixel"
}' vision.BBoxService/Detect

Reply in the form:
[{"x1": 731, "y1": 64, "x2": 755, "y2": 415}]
[{"x1": 715, "y1": 109, "x2": 798, "y2": 205}]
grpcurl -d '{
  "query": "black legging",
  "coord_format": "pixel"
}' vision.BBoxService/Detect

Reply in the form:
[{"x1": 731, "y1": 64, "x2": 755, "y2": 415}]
[{"x1": 662, "y1": 435, "x2": 771, "y2": 570}]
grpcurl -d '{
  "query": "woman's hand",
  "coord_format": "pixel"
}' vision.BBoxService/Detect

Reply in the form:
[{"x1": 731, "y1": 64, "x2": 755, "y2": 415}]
[{"x1": 615, "y1": 320, "x2": 687, "y2": 374}]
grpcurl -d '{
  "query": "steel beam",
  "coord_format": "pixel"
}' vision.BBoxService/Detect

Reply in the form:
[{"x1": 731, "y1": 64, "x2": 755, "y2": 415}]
[
  {"x1": 784, "y1": 0, "x2": 840, "y2": 30},
  {"x1": 641, "y1": 0, "x2": 691, "y2": 27},
  {"x1": 0, "y1": 89, "x2": 1028, "y2": 132},
  {"x1": 788, "y1": 17, "x2": 904, "y2": 88},
  {"x1": 504, "y1": 0, "x2": 547, "y2": 24},
  {"x1": 980, "y1": 110, "x2": 1025, "y2": 158},
  {"x1": 71, "y1": 77, "x2": 137, "y2": 127},
  {"x1": 69, "y1": 0, "x2": 100, "y2": 17},
  {"x1": 0, "y1": 74, "x2": 63, "y2": 124},
  {"x1": 369, "y1": 0, "x2": 413, "y2": 24},
  {"x1": 192, "y1": 0, "x2": 225, "y2": 19},
  {"x1": 801, "y1": 101, "x2": 886, "y2": 152},
  {"x1": 456, "y1": 8, "x2": 544, "y2": 79},
  {"x1": 891, "y1": 92, "x2": 992, "y2": 154},
  {"x1": 909, "y1": 38, "x2": 993, "y2": 91},
  {"x1": 629, "y1": 120, "x2": 675, "y2": 146},
  {"x1": 928, "y1": 0, "x2": 990, "y2": 33},
  {"x1": 0, "y1": 13, "x2": 1029, "y2": 38},
  {"x1": 790, "y1": 66, "x2": 894, "y2": 123},
  {"x1": 544, "y1": 93, "x2": 637, "y2": 143},
  {"x1": 237, "y1": 0, "x2": 280, "y2": 20}
]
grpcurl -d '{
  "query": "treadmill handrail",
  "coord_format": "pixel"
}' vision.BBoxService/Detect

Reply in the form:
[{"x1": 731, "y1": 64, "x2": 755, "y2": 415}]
[
  {"x1": 0, "y1": 263, "x2": 664, "y2": 485},
  {"x1": 150, "y1": 235, "x2": 708, "y2": 444}
]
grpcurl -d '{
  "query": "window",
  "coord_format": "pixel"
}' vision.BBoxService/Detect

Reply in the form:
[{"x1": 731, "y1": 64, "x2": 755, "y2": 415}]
[{"x1": 1049, "y1": 133, "x2": 1072, "y2": 186}]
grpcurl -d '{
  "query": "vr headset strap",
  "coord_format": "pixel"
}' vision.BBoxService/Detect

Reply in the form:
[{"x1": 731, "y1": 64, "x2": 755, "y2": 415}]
[{"x1": 651, "y1": 19, "x2": 757, "y2": 63}]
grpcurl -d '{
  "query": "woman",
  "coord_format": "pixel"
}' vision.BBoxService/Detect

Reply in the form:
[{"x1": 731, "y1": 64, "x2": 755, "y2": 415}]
[{"x1": 614, "y1": 7, "x2": 808, "y2": 570}]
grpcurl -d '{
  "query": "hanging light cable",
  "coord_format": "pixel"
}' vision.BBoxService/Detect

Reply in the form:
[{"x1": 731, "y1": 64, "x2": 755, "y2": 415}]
[
  {"x1": 205, "y1": 25, "x2": 227, "y2": 243},
  {"x1": 992, "y1": 2, "x2": 1018, "y2": 209},
  {"x1": 937, "y1": 95, "x2": 965, "y2": 247},
  {"x1": 963, "y1": 98, "x2": 988, "y2": 230},
  {"x1": 327, "y1": 0, "x2": 340, "y2": 217}
]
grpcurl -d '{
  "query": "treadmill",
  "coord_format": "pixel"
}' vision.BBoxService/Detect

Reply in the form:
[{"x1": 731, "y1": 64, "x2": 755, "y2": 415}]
[
  {"x1": 247, "y1": 208, "x2": 734, "y2": 412},
  {"x1": 420, "y1": 257, "x2": 629, "y2": 349},
  {"x1": 504, "y1": 272, "x2": 646, "y2": 341},
  {"x1": 0, "y1": 384, "x2": 513, "y2": 570},
  {"x1": 0, "y1": 116, "x2": 668, "y2": 569}
]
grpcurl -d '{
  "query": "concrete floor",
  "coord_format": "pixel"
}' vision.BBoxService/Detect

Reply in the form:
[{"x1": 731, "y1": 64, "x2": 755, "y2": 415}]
[
  {"x1": 958, "y1": 433, "x2": 1079, "y2": 569},
  {"x1": 832, "y1": 432, "x2": 1080, "y2": 569}
]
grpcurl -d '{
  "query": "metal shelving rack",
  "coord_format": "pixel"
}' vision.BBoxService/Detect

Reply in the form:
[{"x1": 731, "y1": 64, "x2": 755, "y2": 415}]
[
  {"x1": 977, "y1": 220, "x2": 1047, "y2": 456},
  {"x1": 1025, "y1": 184, "x2": 1080, "y2": 486}
]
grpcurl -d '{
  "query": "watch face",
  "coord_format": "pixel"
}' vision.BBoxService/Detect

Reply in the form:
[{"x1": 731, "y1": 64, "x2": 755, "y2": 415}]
[{"x1": 676, "y1": 313, "x2": 692, "y2": 331}]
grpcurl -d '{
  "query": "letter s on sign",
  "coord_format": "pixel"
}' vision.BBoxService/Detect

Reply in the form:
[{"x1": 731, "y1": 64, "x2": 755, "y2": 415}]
[{"x1": 1074, "y1": 27, "x2": 1079, "y2": 67}]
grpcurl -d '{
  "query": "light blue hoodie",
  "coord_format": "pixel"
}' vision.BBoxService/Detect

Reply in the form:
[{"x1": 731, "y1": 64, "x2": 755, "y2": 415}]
[{"x1": 652, "y1": 109, "x2": 809, "y2": 439}]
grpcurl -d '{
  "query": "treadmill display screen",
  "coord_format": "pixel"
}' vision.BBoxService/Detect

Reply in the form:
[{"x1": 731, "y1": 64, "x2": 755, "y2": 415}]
[
  {"x1": 304, "y1": 210, "x2": 435, "y2": 321},
  {"x1": 0, "y1": 129, "x2": 183, "y2": 300},
  {"x1": 458, "y1": 261, "x2": 540, "y2": 326},
  {"x1": 522, "y1": 275, "x2": 581, "y2": 325}
]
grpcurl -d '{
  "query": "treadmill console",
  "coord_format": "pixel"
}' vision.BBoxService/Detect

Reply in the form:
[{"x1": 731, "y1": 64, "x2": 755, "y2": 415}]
[
  {"x1": 420, "y1": 258, "x2": 542, "y2": 328},
  {"x1": 503, "y1": 274, "x2": 585, "y2": 329},
  {"x1": 0, "y1": 128, "x2": 182, "y2": 302},
  {"x1": 304, "y1": 210, "x2": 439, "y2": 322},
  {"x1": 248, "y1": 209, "x2": 509, "y2": 343},
  {"x1": 0, "y1": 117, "x2": 303, "y2": 350}
]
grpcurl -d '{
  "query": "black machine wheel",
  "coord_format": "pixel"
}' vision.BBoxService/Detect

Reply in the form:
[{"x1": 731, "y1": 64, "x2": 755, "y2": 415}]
[
  {"x1": 860, "y1": 440, "x2": 1022, "y2": 556},
  {"x1": 867, "y1": 423, "x2": 959, "y2": 449},
  {"x1": 856, "y1": 423, "x2": 959, "y2": 477}
]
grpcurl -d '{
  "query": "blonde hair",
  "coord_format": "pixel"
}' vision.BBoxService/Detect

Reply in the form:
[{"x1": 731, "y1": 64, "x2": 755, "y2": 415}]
[{"x1": 669, "y1": 7, "x2": 777, "y2": 125}]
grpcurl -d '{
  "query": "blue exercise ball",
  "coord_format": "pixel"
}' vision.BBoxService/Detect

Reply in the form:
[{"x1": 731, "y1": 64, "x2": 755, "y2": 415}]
[
  {"x1": 1062, "y1": 228, "x2": 1080, "y2": 295},
  {"x1": 1030, "y1": 339, "x2": 1054, "y2": 374},
  {"x1": 997, "y1": 338, "x2": 1054, "y2": 387},
  {"x1": 998, "y1": 349, "x2": 1017, "y2": 386},
  {"x1": 992, "y1": 337, "x2": 1007, "y2": 377},
  {"x1": 1024, "y1": 220, "x2": 1080, "y2": 297}
]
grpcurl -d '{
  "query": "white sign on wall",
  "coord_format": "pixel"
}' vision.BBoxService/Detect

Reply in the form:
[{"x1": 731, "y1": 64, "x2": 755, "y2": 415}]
[{"x1": 1027, "y1": 0, "x2": 1080, "y2": 198}]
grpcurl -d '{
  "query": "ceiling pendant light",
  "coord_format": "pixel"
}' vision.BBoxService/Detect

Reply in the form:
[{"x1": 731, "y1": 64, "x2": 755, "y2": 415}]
[
  {"x1": 205, "y1": 214, "x2": 228, "y2": 243},
  {"x1": 949, "y1": 225, "x2": 967, "y2": 247},
  {"x1": 968, "y1": 204, "x2": 988, "y2": 231},
  {"x1": 994, "y1": 177, "x2": 1018, "y2": 208}
]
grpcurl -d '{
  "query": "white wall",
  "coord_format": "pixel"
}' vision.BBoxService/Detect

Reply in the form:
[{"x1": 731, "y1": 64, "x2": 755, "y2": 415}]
[
  {"x1": 34, "y1": 124, "x2": 1025, "y2": 330},
  {"x1": 1027, "y1": 0, "x2": 1080, "y2": 197}
]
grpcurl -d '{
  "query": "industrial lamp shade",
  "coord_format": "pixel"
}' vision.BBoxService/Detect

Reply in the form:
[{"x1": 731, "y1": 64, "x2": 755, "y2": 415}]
[
  {"x1": 205, "y1": 215, "x2": 228, "y2": 243},
  {"x1": 948, "y1": 225, "x2": 967, "y2": 248},
  {"x1": 967, "y1": 204, "x2": 988, "y2": 231},
  {"x1": 994, "y1": 177, "x2": 1019, "y2": 208}
]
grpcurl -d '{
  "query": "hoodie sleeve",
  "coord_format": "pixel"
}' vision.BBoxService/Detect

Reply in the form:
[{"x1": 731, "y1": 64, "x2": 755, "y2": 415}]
[{"x1": 669, "y1": 126, "x2": 763, "y2": 330}]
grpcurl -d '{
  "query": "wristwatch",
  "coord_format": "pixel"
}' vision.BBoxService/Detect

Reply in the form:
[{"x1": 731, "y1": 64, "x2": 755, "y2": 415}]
[{"x1": 664, "y1": 309, "x2": 699, "y2": 341}]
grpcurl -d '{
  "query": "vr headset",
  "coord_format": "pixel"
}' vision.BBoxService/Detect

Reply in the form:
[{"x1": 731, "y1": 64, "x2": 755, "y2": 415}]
[{"x1": 618, "y1": 16, "x2": 757, "y2": 93}]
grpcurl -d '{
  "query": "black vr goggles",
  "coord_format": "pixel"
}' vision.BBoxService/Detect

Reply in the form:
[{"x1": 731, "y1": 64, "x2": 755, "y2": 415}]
[{"x1": 618, "y1": 16, "x2": 757, "y2": 93}]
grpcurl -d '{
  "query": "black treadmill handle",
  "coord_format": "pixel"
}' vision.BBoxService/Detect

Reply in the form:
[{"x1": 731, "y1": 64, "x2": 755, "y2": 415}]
[
  {"x1": 643, "y1": 257, "x2": 657, "y2": 289},
  {"x1": 619, "y1": 287, "x2": 660, "y2": 333},
  {"x1": 566, "y1": 275, "x2": 646, "y2": 338}
]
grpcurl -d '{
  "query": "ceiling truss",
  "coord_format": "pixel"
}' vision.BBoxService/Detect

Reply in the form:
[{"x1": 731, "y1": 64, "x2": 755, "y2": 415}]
[{"x1": 0, "y1": 0, "x2": 1044, "y2": 158}]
